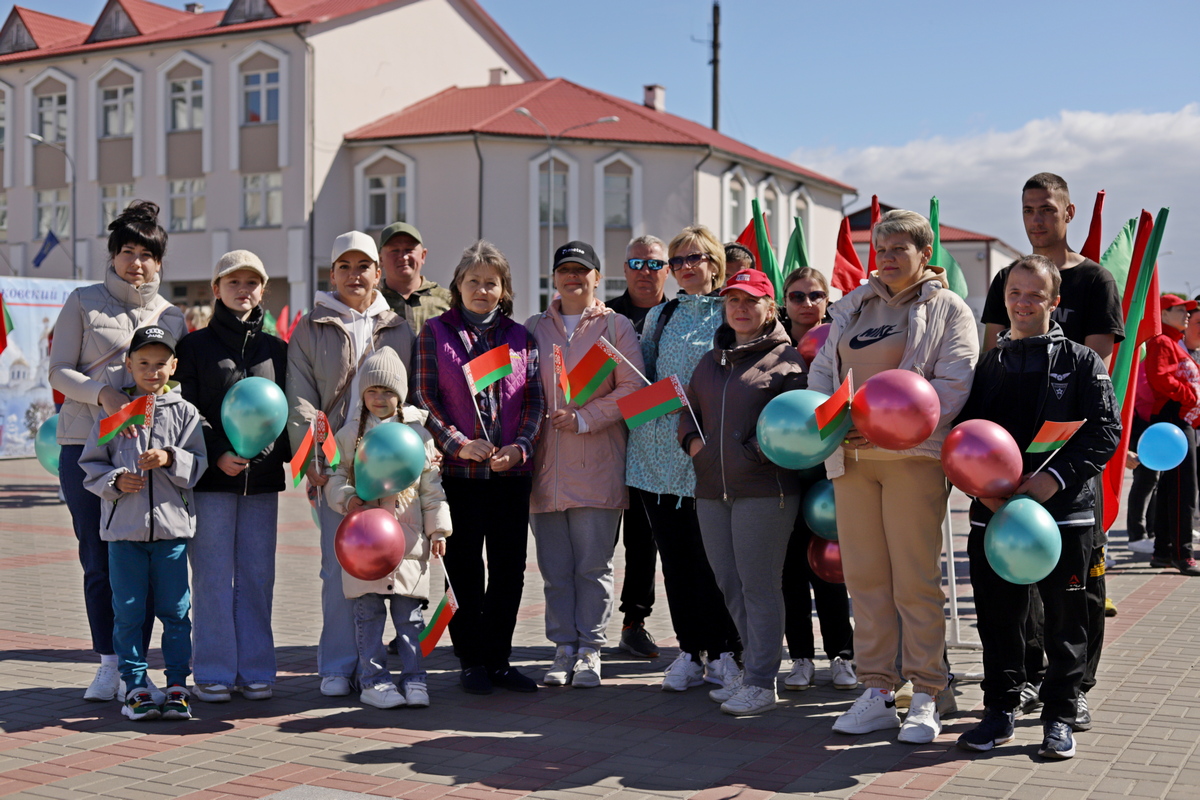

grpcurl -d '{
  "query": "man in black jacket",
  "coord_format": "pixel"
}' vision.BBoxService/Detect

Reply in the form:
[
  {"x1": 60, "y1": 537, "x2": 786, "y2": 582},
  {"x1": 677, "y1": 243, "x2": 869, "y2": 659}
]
[{"x1": 955, "y1": 255, "x2": 1120, "y2": 760}]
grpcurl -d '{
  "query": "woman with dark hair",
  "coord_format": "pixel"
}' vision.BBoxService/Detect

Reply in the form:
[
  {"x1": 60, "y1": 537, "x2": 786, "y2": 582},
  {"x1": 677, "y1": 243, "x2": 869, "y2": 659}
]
[
  {"x1": 412, "y1": 240, "x2": 545, "y2": 695},
  {"x1": 49, "y1": 201, "x2": 187, "y2": 702}
]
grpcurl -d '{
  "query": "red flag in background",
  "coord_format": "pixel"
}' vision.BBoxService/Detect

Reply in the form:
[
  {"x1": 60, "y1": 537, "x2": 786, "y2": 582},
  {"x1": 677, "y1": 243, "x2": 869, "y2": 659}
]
[
  {"x1": 735, "y1": 217, "x2": 771, "y2": 268},
  {"x1": 832, "y1": 217, "x2": 866, "y2": 294},
  {"x1": 1080, "y1": 190, "x2": 1106, "y2": 263},
  {"x1": 867, "y1": 195, "x2": 881, "y2": 273}
]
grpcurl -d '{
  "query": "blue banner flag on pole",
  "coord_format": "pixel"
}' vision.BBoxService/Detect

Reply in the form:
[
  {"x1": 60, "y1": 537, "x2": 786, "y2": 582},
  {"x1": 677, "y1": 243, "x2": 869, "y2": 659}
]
[{"x1": 32, "y1": 231, "x2": 60, "y2": 268}]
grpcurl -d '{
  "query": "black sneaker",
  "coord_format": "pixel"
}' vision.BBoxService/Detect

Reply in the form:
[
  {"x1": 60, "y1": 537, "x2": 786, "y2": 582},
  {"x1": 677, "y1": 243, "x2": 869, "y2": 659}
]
[
  {"x1": 1072, "y1": 692, "x2": 1092, "y2": 732},
  {"x1": 1150, "y1": 556, "x2": 1173, "y2": 569},
  {"x1": 460, "y1": 666, "x2": 493, "y2": 695},
  {"x1": 619, "y1": 623, "x2": 659, "y2": 658},
  {"x1": 1016, "y1": 682, "x2": 1042, "y2": 716},
  {"x1": 1173, "y1": 558, "x2": 1200, "y2": 576},
  {"x1": 956, "y1": 707, "x2": 1015, "y2": 752},
  {"x1": 490, "y1": 666, "x2": 538, "y2": 693},
  {"x1": 1039, "y1": 721, "x2": 1076, "y2": 759},
  {"x1": 161, "y1": 686, "x2": 192, "y2": 720}
]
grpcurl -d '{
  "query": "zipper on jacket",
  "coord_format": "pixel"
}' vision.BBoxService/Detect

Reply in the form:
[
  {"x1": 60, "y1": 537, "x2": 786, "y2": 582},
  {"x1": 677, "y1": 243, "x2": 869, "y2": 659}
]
[
  {"x1": 107, "y1": 498, "x2": 120, "y2": 528},
  {"x1": 719, "y1": 354, "x2": 733, "y2": 501}
]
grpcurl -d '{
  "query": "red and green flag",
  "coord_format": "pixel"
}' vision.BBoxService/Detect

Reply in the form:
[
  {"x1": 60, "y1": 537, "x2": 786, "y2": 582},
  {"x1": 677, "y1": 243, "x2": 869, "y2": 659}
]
[
  {"x1": 929, "y1": 197, "x2": 969, "y2": 299},
  {"x1": 737, "y1": 199, "x2": 785, "y2": 300},
  {"x1": 0, "y1": 293, "x2": 12, "y2": 357},
  {"x1": 1080, "y1": 190, "x2": 1106, "y2": 263},
  {"x1": 618, "y1": 376, "x2": 688, "y2": 430},
  {"x1": 462, "y1": 344, "x2": 513, "y2": 395},
  {"x1": 814, "y1": 372, "x2": 853, "y2": 439},
  {"x1": 553, "y1": 345, "x2": 571, "y2": 403},
  {"x1": 96, "y1": 394, "x2": 154, "y2": 445},
  {"x1": 832, "y1": 217, "x2": 865, "y2": 295},
  {"x1": 565, "y1": 339, "x2": 620, "y2": 406},
  {"x1": 314, "y1": 411, "x2": 340, "y2": 469},
  {"x1": 290, "y1": 422, "x2": 315, "y2": 487},
  {"x1": 419, "y1": 588, "x2": 458, "y2": 657},
  {"x1": 1026, "y1": 420, "x2": 1086, "y2": 454}
]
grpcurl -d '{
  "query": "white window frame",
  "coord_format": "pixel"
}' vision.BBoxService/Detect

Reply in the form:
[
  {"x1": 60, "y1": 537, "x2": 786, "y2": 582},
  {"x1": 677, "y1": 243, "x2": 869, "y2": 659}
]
[
  {"x1": 99, "y1": 182, "x2": 135, "y2": 232},
  {"x1": 0, "y1": 78, "x2": 11, "y2": 188},
  {"x1": 757, "y1": 175, "x2": 787, "y2": 263},
  {"x1": 36, "y1": 188, "x2": 70, "y2": 239},
  {"x1": 168, "y1": 77, "x2": 203, "y2": 132},
  {"x1": 720, "y1": 164, "x2": 751, "y2": 242},
  {"x1": 240, "y1": 69, "x2": 279, "y2": 126},
  {"x1": 526, "y1": 147, "x2": 579, "y2": 307},
  {"x1": 592, "y1": 151, "x2": 644, "y2": 271},
  {"x1": 241, "y1": 172, "x2": 282, "y2": 229},
  {"x1": 229, "y1": 41, "x2": 290, "y2": 170},
  {"x1": 353, "y1": 147, "x2": 416, "y2": 230},
  {"x1": 156, "y1": 51, "x2": 212, "y2": 176},
  {"x1": 24, "y1": 67, "x2": 76, "y2": 187},
  {"x1": 36, "y1": 94, "x2": 68, "y2": 141},
  {"x1": 87, "y1": 59, "x2": 142, "y2": 182},
  {"x1": 100, "y1": 85, "x2": 134, "y2": 138},
  {"x1": 788, "y1": 184, "x2": 812, "y2": 264},
  {"x1": 168, "y1": 178, "x2": 206, "y2": 232}
]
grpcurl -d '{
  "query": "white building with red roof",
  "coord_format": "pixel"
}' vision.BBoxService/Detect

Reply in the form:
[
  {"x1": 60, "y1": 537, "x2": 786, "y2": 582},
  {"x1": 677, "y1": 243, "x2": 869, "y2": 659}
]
[{"x1": 0, "y1": 0, "x2": 854, "y2": 319}]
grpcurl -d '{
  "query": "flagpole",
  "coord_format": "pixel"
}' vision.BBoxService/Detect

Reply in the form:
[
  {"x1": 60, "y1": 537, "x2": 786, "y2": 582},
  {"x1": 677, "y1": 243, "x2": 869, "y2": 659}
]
[{"x1": 600, "y1": 335, "x2": 652, "y2": 386}]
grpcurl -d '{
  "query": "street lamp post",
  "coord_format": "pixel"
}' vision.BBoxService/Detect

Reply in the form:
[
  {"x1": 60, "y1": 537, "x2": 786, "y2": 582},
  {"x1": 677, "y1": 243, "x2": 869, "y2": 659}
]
[
  {"x1": 27, "y1": 133, "x2": 79, "y2": 280},
  {"x1": 513, "y1": 108, "x2": 618, "y2": 309}
]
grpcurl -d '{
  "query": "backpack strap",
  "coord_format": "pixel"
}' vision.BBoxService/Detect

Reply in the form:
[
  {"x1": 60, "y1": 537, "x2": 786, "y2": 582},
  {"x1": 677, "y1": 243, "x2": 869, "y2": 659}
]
[{"x1": 645, "y1": 299, "x2": 680, "y2": 382}]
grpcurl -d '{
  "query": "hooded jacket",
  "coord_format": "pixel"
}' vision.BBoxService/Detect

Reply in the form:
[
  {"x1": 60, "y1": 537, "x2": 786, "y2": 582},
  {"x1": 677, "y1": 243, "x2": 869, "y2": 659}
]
[
  {"x1": 79, "y1": 386, "x2": 208, "y2": 541},
  {"x1": 958, "y1": 323, "x2": 1121, "y2": 524},
  {"x1": 807, "y1": 268, "x2": 978, "y2": 477},
  {"x1": 49, "y1": 268, "x2": 187, "y2": 445},
  {"x1": 678, "y1": 320, "x2": 807, "y2": 500}
]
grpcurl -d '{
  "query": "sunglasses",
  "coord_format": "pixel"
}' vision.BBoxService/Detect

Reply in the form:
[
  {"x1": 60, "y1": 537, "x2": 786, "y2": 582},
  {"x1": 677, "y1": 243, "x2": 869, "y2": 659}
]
[
  {"x1": 625, "y1": 258, "x2": 667, "y2": 272},
  {"x1": 667, "y1": 253, "x2": 710, "y2": 271},
  {"x1": 788, "y1": 290, "x2": 828, "y2": 304}
]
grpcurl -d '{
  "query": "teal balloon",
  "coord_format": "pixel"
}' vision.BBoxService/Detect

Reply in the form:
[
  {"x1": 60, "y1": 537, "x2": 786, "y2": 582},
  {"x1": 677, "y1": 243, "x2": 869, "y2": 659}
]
[
  {"x1": 984, "y1": 496, "x2": 1062, "y2": 585},
  {"x1": 1138, "y1": 422, "x2": 1188, "y2": 471},
  {"x1": 35, "y1": 414, "x2": 60, "y2": 476},
  {"x1": 757, "y1": 389, "x2": 851, "y2": 470},
  {"x1": 354, "y1": 422, "x2": 425, "y2": 501},
  {"x1": 220, "y1": 376, "x2": 288, "y2": 458},
  {"x1": 803, "y1": 479, "x2": 838, "y2": 540}
]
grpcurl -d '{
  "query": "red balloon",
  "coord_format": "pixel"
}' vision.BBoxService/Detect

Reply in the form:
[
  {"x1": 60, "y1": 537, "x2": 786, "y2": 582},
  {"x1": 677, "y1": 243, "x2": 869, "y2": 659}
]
[
  {"x1": 851, "y1": 369, "x2": 941, "y2": 451},
  {"x1": 941, "y1": 419, "x2": 1024, "y2": 498},
  {"x1": 334, "y1": 508, "x2": 412, "y2": 581},
  {"x1": 798, "y1": 323, "x2": 831, "y2": 366},
  {"x1": 807, "y1": 536, "x2": 845, "y2": 584}
]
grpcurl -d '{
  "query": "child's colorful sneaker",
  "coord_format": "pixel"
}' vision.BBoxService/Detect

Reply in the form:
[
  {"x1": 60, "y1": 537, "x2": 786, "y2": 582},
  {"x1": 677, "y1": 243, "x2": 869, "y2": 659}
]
[
  {"x1": 161, "y1": 686, "x2": 192, "y2": 720},
  {"x1": 122, "y1": 688, "x2": 161, "y2": 721}
]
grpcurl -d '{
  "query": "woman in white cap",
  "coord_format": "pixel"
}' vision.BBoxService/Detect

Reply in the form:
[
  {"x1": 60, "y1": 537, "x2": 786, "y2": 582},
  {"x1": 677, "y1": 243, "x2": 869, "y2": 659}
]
[
  {"x1": 285, "y1": 232, "x2": 415, "y2": 696},
  {"x1": 176, "y1": 250, "x2": 288, "y2": 703}
]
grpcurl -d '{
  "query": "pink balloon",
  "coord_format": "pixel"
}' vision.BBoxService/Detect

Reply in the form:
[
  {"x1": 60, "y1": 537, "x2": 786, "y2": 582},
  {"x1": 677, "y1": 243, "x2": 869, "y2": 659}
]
[
  {"x1": 335, "y1": 508, "x2": 414, "y2": 581},
  {"x1": 851, "y1": 369, "x2": 941, "y2": 451},
  {"x1": 807, "y1": 536, "x2": 845, "y2": 584},
  {"x1": 941, "y1": 419, "x2": 1024, "y2": 498},
  {"x1": 798, "y1": 323, "x2": 831, "y2": 366}
]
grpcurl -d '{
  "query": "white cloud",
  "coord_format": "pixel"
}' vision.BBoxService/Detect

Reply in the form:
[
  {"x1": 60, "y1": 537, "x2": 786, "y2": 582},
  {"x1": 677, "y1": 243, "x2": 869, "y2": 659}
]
[{"x1": 793, "y1": 105, "x2": 1200, "y2": 293}]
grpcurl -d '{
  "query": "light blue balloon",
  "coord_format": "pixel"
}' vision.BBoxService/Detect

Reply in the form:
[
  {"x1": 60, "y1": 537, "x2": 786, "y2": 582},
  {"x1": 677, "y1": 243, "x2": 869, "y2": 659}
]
[
  {"x1": 354, "y1": 422, "x2": 425, "y2": 501},
  {"x1": 803, "y1": 479, "x2": 838, "y2": 540},
  {"x1": 35, "y1": 414, "x2": 60, "y2": 476},
  {"x1": 757, "y1": 389, "x2": 852, "y2": 470},
  {"x1": 1138, "y1": 422, "x2": 1188, "y2": 472},
  {"x1": 984, "y1": 496, "x2": 1062, "y2": 585},
  {"x1": 220, "y1": 377, "x2": 288, "y2": 458}
]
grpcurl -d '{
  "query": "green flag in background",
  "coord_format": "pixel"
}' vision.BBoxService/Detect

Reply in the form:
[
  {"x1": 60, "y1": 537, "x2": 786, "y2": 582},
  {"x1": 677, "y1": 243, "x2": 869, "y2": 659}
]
[
  {"x1": 928, "y1": 197, "x2": 969, "y2": 299},
  {"x1": 263, "y1": 308, "x2": 278, "y2": 337},
  {"x1": 1099, "y1": 218, "x2": 1138, "y2": 295},
  {"x1": 783, "y1": 216, "x2": 810, "y2": 273},
  {"x1": 751, "y1": 198, "x2": 786, "y2": 301}
]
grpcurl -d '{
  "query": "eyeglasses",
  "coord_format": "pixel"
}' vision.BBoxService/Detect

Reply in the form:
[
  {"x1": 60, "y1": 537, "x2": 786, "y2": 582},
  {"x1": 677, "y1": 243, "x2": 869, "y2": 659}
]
[
  {"x1": 787, "y1": 290, "x2": 828, "y2": 304},
  {"x1": 625, "y1": 258, "x2": 667, "y2": 272},
  {"x1": 667, "y1": 253, "x2": 710, "y2": 271}
]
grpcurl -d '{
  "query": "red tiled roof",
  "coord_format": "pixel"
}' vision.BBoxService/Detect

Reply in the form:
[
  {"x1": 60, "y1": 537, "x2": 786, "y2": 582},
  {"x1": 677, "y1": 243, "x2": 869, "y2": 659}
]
[
  {"x1": 115, "y1": 0, "x2": 194, "y2": 36},
  {"x1": 850, "y1": 223, "x2": 1001, "y2": 244},
  {"x1": 12, "y1": 7, "x2": 90, "y2": 49},
  {"x1": 346, "y1": 78, "x2": 854, "y2": 193}
]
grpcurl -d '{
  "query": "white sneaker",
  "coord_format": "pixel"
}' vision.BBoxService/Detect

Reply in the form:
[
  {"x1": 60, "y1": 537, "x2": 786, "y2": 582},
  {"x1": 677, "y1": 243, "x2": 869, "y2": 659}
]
[
  {"x1": 361, "y1": 681, "x2": 406, "y2": 708},
  {"x1": 831, "y1": 657, "x2": 859, "y2": 690},
  {"x1": 543, "y1": 645, "x2": 576, "y2": 686},
  {"x1": 661, "y1": 652, "x2": 704, "y2": 692},
  {"x1": 721, "y1": 684, "x2": 778, "y2": 716},
  {"x1": 833, "y1": 688, "x2": 901, "y2": 734},
  {"x1": 404, "y1": 682, "x2": 429, "y2": 708},
  {"x1": 240, "y1": 683, "x2": 272, "y2": 700},
  {"x1": 898, "y1": 691, "x2": 942, "y2": 744},
  {"x1": 783, "y1": 658, "x2": 814, "y2": 691},
  {"x1": 709, "y1": 670, "x2": 743, "y2": 703},
  {"x1": 84, "y1": 662, "x2": 121, "y2": 702},
  {"x1": 571, "y1": 648, "x2": 601, "y2": 688},
  {"x1": 194, "y1": 683, "x2": 232, "y2": 702},
  {"x1": 1128, "y1": 538, "x2": 1155, "y2": 554},
  {"x1": 320, "y1": 676, "x2": 351, "y2": 697},
  {"x1": 704, "y1": 652, "x2": 739, "y2": 688},
  {"x1": 118, "y1": 675, "x2": 165, "y2": 706}
]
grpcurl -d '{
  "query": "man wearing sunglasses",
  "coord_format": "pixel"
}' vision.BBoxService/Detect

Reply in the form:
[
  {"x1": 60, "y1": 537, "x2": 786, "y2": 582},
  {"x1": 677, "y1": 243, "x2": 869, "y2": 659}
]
[{"x1": 608, "y1": 235, "x2": 669, "y2": 336}]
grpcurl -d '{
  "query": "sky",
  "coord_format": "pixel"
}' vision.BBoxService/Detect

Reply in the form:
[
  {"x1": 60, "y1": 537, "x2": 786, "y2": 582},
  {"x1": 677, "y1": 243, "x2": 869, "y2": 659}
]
[{"x1": 13, "y1": 0, "x2": 1200, "y2": 290}]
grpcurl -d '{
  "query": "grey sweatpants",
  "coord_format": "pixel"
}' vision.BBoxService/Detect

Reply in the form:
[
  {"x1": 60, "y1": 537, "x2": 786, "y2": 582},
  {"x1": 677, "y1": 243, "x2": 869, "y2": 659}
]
[
  {"x1": 697, "y1": 495, "x2": 800, "y2": 690},
  {"x1": 530, "y1": 507, "x2": 621, "y2": 649}
]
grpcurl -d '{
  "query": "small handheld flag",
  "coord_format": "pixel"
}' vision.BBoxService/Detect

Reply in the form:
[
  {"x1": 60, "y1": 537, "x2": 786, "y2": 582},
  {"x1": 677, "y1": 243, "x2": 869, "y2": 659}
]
[
  {"x1": 618, "y1": 376, "x2": 688, "y2": 430},
  {"x1": 314, "y1": 411, "x2": 340, "y2": 469},
  {"x1": 418, "y1": 587, "x2": 458, "y2": 657},
  {"x1": 553, "y1": 344, "x2": 570, "y2": 404},
  {"x1": 1026, "y1": 420, "x2": 1086, "y2": 454},
  {"x1": 566, "y1": 339, "x2": 620, "y2": 406},
  {"x1": 96, "y1": 395, "x2": 154, "y2": 445},
  {"x1": 290, "y1": 422, "x2": 315, "y2": 487},
  {"x1": 463, "y1": 344, "x2": 513, "y2": 395},
  {"x1": 815, "y1": 372, "x2": 853, "y2": 439}
]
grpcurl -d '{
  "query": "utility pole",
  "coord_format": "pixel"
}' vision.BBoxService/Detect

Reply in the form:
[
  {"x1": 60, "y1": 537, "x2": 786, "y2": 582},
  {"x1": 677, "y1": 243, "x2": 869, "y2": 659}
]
[{"x1": 711, "y1": 1, "x2": 720, "y2": 131}]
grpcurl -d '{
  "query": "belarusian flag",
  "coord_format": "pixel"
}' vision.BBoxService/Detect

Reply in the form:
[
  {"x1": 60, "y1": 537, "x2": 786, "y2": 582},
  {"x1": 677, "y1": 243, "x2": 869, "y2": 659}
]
[
  {"x1": 832, "y1": 217, "x2": 865, "y2": 294},
  {"x1": 618, "y1": 376, "x2": 688, "y2": 430},
  {"x1": 0, "y1": 293, "x2": 12, "y2": 357},
  {"x1": 462, "y1": 344, "x2": 513, "y2": 395},
  {"x1": 929, "y1": 197, "x2": 969, "y2": 299},
  {"x1": 97, "y1": 395, "x2": 154, "y2": 445},
  {"x1": 867, "y1": 195, "x2": 881, "y2": 274},
  {"x1": 290, "y1": 421, "x2": 315, "y2": 487},
  {"x1": 1080, "y1": 190, "x2": 1106, "y2": 263},
  {"x1": 1100, "y1": 217, "x2": 1137, "y2": 295},
  {"x1": 1026, "y1": 420, "x2": 1085, "y2": 453},
  {"x1": 553, "y1": 344, "x2": 571, "y2": 402},
  {"x1": 815, "y1": 372, "x2": 853, "y2": 439},
  {"x1": 419, "y1": 588, "x2": 458, "y2": 657},
  {"x1": 566, "y1": 339, "x2": 620, "y2": 406},
  {"x1": 314, "y1": 411, "x2": 340, "y2": 469}
]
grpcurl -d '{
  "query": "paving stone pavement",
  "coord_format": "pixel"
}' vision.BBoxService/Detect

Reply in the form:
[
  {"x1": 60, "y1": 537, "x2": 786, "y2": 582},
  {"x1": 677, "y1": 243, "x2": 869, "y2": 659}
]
[{"x1": 1, "y1": 456, "x2": 1197, "y2": 799}]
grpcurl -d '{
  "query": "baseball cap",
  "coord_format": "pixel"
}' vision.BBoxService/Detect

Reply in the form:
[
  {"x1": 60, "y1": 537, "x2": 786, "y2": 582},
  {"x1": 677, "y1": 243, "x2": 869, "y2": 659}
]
[
  {"x1": 1160, "y1": 294, "x2": 1198, "y2": 312},
  {"x1": 213, "y1": 250, "x2": 268, "y2": 284},
  {"x1": 128, "y1": 325, "x2": 178, "y2": 357},
  {"x1": 553, "y1": 241, "x2": 600, "y2": 272},
  {"x1": 331, "y1": 231, "x2": 380, "y2": 265},
  {"x1": 720, "y1": 268, "x2": 775, "y2": 300},
  {"x1": 379, "y1": 222, "x2": 423, "y2": 248}
]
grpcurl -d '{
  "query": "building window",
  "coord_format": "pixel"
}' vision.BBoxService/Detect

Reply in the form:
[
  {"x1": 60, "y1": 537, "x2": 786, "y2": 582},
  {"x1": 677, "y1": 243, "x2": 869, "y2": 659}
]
[
  {"x1": 242, "y1": 172, "x2": 281, "y2": 227},
  {"x1": 100, "y1": 183, "x2": 135, "y2": 231},
  {"x1": 0, "y1": 95, "x2": 6, "y2": 147},
  {"x1": 101, "y1": 85, "x2": 134, "y2": 137},
  {"x1": 538, "y1": 159, "x2": 567, "y2": 227},
  {"x1": 169, "y1": 78, "x2": 203, "y2": 131},
  {"x1": 37, "y1": 94, "x2": 68, "y2": 142},
  {"x1": 728, "y1": 180, "x2": 745, "y2": 234},
  {"x1": 366, "y1": 173, "x2": 406, "y2": 228},
  {"x1": 242, "y1": 70, "x2": 279, "y2": 124},
  {"x1": 36, "y1": 189, "x2": 70, "y2": 238},
  {"x1": 169, "y1": 179, "x2": 206, "y2": 232},
  {"x1": 604, "y1": 171, "x2": 631, "y2": 228},
  {"x1": 0, "y1": 192, "x2": 7, "y2": 242}
]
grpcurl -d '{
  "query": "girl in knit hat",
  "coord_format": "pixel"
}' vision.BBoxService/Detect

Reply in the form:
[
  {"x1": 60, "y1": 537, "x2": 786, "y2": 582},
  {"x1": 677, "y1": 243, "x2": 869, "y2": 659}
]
[{"x1": 327, "y1": 347, "x2": 451, "y2": 709}]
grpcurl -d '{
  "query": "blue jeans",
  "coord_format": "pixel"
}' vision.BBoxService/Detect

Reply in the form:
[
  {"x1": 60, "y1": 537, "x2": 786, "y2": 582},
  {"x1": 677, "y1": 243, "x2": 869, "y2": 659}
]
[
  {"x1": 191, "y1": 492, "x2": 279, "y2": 686},
  {"x1": 354, "y1": 594, "x2": 425, "y2": 687},
  {"x1": 317, "y1": 498, "x2": 358, "y2": 678},
  {"x1": 60, "y1": 444, "x2": 154, "y2": 655},
  {"x1": 108, "y1": 540, "x2": 192, "y2": 691}
]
